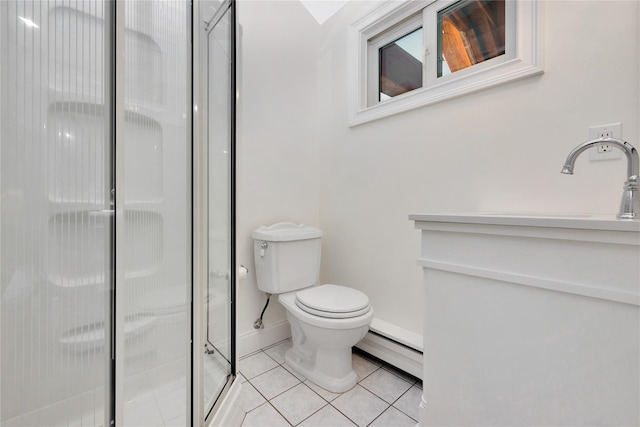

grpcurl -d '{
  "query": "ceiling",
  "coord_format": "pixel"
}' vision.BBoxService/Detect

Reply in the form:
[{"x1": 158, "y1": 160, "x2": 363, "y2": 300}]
[{"x1": 299, "y1": 0, "x2": 348, "y2": 24}]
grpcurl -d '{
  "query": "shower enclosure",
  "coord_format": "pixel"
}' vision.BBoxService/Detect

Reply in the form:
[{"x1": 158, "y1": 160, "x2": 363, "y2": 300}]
[{"x1": 0, "y1": 0, "x2": 236, "y2": 425}]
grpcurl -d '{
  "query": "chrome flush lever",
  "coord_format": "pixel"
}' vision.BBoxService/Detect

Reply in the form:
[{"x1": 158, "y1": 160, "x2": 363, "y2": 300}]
[{"x1": 260, "y1": 241, "x2": 268, "y2": 257}]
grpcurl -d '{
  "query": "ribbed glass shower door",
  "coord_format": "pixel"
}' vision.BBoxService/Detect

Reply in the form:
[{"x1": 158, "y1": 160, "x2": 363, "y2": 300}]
[
  {"x1": 1, "y1": 1, "x2": 113, "y2": 425},
  {"x1": 0, "y1": 1, "x2": 192, "y2": 426},
  {"x1": 115, "y1": 1, "x2": 191, "y2": 426}
]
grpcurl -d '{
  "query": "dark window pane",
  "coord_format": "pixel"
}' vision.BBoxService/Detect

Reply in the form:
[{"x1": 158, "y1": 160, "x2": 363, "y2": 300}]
[{"x1": 379, "y1": 27, "x2": 423, "y2": 101}]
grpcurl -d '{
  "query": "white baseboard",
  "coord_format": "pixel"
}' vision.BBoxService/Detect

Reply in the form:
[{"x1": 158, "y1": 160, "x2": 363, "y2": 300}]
[
  {"x1": 206, "y1": 378, "x2": 244, "y2": 427},
  {"x1": 355, "y1": 318, "x2": 423, "y2": 380},
  {"x1": 237, "y1": 319, "x2": 291, "y2": 357}
]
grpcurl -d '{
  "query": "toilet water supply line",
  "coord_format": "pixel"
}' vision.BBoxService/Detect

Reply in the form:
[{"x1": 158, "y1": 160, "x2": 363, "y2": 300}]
[
  {"x1": 254, "y1": 293, "x2": 271, "y2": 329},
  {"x1": 253, "y1": 241, "x2": 271, "y2": 329}
]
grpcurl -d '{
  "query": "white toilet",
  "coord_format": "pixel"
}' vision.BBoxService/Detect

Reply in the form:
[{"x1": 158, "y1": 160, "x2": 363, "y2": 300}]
[{"x1": 252, "y1": 222, "x2": 373, "y2": 393}]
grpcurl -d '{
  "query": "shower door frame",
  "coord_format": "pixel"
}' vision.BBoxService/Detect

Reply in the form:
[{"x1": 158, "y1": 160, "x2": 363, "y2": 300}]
[{"x1": 192, "y1": 0, "x2": 238, "y2": 424}]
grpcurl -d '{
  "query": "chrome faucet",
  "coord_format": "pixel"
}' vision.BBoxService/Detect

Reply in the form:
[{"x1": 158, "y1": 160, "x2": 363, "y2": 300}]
[{"x1": 561, "y1": 137, "x2": 639, "y2": 219}]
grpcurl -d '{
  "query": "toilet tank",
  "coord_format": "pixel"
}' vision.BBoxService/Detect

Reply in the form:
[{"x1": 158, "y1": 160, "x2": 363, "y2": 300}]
[{"x1": 251, "y1": 223, "x2": 322, "y2": 294}]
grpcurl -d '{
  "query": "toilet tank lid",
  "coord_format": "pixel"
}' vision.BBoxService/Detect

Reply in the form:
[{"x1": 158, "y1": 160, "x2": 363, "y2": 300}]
[{"x1": 252, "y1": 222, "x2": 322, "y2": 242}]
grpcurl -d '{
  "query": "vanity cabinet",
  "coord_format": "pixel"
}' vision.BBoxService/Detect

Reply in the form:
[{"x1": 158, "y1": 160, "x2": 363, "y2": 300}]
[{"x1": 410, "y1": 214, "x2": 639, "y2": 426}]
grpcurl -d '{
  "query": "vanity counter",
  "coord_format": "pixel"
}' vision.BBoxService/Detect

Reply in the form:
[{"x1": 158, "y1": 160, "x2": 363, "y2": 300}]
[{"x1": 409, "y1": 212, "x2": 640, "y2": 232}]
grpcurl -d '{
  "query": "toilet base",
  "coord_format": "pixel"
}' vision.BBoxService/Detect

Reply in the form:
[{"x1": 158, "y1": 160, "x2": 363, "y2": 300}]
[{"x1": 284, "y1": 347, "x2": 358, "y2": 393}]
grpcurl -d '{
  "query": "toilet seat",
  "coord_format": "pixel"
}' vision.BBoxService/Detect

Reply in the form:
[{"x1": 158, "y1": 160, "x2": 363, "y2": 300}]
[{"x1": 295, "y1": 284, "x2": 371, "y2": 319}]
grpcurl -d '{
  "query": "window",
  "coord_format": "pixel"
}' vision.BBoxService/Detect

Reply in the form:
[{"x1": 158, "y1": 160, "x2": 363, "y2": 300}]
[
  {"x1": 426, "y1": 0, "x2": 515, "y2": 87},
  {"x1": 368, "y1": 13, "x2": 424, "y2": 104},
  {"x1": 349, "y1": 0, "x2": 542, "y2": 126},
  {"x1": 436, "y1": 0, "x2": 506, "y2": 78}
]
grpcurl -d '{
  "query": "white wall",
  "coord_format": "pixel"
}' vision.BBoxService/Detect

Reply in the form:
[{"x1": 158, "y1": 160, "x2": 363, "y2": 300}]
[
  {"x1": 237, "y1": 0, "x2": 640, "y2": 346},
  {"x1": 236, "y1": 0, "x2": 323, "y2": 350}
]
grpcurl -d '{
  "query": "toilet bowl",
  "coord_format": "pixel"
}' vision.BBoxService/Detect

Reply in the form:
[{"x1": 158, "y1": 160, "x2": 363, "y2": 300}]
[
  {"x1": 279, "y1": 285, "x2": 373, "y2": 392},
  {"x1": 252, "y1": 223, "x2": 373, "y2": 393}
]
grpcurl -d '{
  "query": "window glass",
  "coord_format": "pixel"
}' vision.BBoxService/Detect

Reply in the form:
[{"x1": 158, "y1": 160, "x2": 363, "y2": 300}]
[
  {"x1": 437, "y1": 0, "x2": 505, "y2": 77},
  {"x1": 378, "y1": 27, "x2": 423, "y2": 101}
]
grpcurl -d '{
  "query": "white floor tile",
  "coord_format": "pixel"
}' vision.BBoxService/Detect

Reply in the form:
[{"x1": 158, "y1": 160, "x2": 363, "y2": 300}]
[
  {"x1": 392, "y1": 385, "x2": 421, "y2": 421},
  {"x1": 153, "y1": 378, "x2": 184, "y2": 398},
  {"x1": 298, "y1": 405, "x2": 357, "y2": 427},
  {"x1": 250, "y1": 366, "x2": 300, "y2": 400},
  {"x1": 304, "y1": 379, "x2": 341, "y2": 402},
  {"x1": 270, "y1": 383, "x2": 326, "y2": 425},
  {"x1": 331, "y1": 385, "x2": 389, "y2": 427},
  {"x1": 77, "y1": 411, "x2": 106, "y2": 427},
  {"x1": 3, "y1": 411, "x2": 46, "y2": 427},
  {"x1": 234, "y1": 347, "x2": 420, "y2": 427},
  {"x1": 124, "y1": 374, "x2": 157, "y2": 407},
  {"x1": 240, "y1": 352, "x2": 279, "y2": 379},
  {"x1": 240, "y1": 382, "x2": 268, "y2": 413},
  {"x1": 124, "y1": 399, "x2": 165, "y2": 427},
  {"x1": 125, "y1": 389, "x2": 156, "y2": 406},
  {"x1": 282, "y1": 363, "x2": 307, "y2": 381},
  {"x1": 242, "y1": 403, "x2": 291, "y2": 427},
  {"x1": 165, "y1": 414, "x2": 187, "y2": 427},
  {"x1": 148, "y1": 362, "x2": 187, "y2": 390},
  {"x1": 359, "y1": 368, "x2": 413, "y2": 404},
  {"x1": 369, "y1": 406, "x2": 417, "y2": 427},
  {"x1": 155, "y1": 386, "x2": 187, "y2": 422},
  {"x1": 351, "y1": 353, "x2": 380, "y2": 382},
  {"x1": 263, "y1": 339, "x2": 292, "y2": 365}
]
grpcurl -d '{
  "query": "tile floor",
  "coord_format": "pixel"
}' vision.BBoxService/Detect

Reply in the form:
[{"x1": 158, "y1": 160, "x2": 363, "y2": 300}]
[{"x1": 238, "y1": 339, "x2": 422, "y2": 427}]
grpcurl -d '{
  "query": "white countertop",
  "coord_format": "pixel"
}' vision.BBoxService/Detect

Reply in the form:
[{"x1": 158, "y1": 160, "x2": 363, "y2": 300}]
[{"x1": 409, "y1": 212, "x2": 640, "y2": 232}]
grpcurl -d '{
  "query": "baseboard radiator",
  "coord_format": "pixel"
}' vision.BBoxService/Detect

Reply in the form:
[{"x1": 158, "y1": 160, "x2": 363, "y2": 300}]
[{"x1": 355, "y1": 318, "x2": 423, "y2": 380}]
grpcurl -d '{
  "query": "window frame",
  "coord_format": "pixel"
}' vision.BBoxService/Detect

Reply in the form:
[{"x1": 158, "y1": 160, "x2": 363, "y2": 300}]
[
  {"x1": 367, "y1": 13, "x2": 424, "y2": 106},
  {"x1": 348, "y1": 0, "x2": 543, "y2": 126}
]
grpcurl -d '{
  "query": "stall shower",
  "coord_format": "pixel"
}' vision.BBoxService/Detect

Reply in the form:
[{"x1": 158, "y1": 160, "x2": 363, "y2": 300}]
[{"x1": 0, "y1": 0, "x2": 236, "y2": 425}]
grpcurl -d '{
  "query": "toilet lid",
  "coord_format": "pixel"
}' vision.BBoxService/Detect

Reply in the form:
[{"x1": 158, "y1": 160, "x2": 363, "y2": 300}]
[{"x1": 295, "y1": 284, "x2": 370, "y2": 319}]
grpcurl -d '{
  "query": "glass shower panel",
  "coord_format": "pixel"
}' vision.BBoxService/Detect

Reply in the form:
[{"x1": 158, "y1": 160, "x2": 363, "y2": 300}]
[
  {"x1": 119, "y1": 1, "x2": 191, "y2": 426},
  {"x1": 1, "y1": 1, "x2": 112, "y2": 426},
  {"x1": 204, "y1": 1, "x2": 233, "y2": 414}
]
